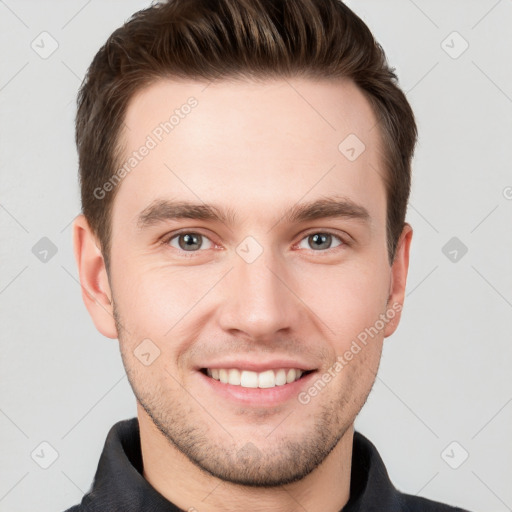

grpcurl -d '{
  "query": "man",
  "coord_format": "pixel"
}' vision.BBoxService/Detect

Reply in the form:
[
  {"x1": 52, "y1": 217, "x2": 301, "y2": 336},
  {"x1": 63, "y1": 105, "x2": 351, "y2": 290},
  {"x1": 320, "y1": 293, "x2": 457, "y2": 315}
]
[{"x1": 67, "y1": 0, "x2": 471, "y2": 510}]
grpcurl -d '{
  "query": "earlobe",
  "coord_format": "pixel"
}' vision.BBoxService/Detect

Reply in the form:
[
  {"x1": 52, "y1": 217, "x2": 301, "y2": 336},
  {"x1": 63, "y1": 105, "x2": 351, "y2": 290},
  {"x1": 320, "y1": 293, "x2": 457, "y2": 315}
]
[
  {"x1": 383, "y1": 223, "x2": 413, "y2": 338},
  {"x1": 72, "y1": 214, "x2": 118, "y2": 339}
]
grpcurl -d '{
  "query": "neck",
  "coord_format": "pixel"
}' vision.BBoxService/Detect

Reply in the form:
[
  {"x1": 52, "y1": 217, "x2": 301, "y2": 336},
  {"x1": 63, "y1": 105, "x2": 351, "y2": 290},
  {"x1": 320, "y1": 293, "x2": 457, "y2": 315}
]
[{"x1": 138, "y1": 406, "x2": 353, "y2": 512}]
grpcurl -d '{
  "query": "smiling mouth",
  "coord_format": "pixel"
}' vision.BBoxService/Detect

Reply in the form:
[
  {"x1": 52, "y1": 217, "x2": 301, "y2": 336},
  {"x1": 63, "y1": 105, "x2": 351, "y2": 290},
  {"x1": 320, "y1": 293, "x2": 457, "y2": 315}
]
[{"x1": 200, "y1": 368, "x2": 315, "y2": 389}]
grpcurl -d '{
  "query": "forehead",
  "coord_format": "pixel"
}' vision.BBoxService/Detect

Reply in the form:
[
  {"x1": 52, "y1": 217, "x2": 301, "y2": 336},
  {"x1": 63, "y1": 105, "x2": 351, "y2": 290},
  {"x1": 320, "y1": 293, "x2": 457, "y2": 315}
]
[{"x1": 113, "y1": 77, "x2": 386, "y2": 230}]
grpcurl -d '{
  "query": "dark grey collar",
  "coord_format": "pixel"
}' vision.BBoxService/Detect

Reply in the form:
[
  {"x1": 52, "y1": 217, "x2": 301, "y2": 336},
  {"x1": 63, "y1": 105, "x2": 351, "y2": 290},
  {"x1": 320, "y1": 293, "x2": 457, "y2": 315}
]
[{"x1": 64, "y1": 417, "x2": 470, "y2": 512}]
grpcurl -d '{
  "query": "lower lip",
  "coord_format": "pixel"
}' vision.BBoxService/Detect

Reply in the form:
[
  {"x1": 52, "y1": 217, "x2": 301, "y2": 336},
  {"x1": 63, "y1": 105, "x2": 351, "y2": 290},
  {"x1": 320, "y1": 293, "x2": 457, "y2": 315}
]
[{"x1": 198, "y1": 370, "x2": 317, "y2": 407}]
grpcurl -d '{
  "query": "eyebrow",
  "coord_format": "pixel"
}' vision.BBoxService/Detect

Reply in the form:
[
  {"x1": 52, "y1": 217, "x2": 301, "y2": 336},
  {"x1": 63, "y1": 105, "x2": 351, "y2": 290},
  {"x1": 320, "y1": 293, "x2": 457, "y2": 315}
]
[{"x1": 136, "y1": 196, "x2": 371, "y2": 230}]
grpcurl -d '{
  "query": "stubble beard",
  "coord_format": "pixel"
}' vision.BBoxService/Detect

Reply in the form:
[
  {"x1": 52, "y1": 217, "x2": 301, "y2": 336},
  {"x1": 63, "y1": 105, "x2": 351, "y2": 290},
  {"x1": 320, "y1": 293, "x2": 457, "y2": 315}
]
[{"x1": 113, "y1": 301, "x2": 374, "y2": 487}]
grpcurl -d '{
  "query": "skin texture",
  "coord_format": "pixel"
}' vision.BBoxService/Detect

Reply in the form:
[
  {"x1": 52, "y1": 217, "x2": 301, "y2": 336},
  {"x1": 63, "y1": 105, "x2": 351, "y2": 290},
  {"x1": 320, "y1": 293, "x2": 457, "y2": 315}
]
[{"x1": 73, "y1": 77, "x2": 413, "y2": 512}]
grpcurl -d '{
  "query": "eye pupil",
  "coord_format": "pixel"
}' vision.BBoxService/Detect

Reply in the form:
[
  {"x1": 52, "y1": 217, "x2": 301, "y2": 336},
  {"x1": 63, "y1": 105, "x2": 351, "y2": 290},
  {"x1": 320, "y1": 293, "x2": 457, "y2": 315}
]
[
  {"x1": 179, "y1": 233, "x2": 202, "y2": 251},
  {"x1": 309, "y1": 233, "x2": 331, "y2": 250}
]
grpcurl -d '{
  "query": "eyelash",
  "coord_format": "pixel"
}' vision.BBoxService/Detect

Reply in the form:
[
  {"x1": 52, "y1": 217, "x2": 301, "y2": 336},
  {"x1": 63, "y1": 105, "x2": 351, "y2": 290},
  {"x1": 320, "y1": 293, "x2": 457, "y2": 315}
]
[{"x1": 160, "y1": 229, "x2": 350, "y2": 258}]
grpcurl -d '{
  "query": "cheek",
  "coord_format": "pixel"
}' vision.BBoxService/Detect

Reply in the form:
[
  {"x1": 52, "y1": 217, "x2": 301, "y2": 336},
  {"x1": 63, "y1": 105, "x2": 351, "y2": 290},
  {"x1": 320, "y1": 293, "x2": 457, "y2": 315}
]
[
  {"x1": 293, "y1": 259, "x2": 389, "y2": 342},
  {"x1": 111, "y1": 258, "x2": 224, "y2": 339}
]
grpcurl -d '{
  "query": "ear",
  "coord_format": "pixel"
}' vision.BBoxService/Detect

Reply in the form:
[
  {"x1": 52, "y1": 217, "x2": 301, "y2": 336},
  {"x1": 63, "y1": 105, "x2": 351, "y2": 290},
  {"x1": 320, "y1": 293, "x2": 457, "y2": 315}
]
[
  {"x1": 72, "y1": 214, "x2": 118, "y2": 339},
  {"x1": 383, "y1": 222, "x2": 413, "y2": 338}
]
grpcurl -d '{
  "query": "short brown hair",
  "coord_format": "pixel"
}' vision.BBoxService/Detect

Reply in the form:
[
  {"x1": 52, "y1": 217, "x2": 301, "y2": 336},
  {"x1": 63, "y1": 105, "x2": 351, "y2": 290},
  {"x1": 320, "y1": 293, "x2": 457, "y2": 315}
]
[{"x1": 76, "y1": 0, "x2": 417, "y2": 273}]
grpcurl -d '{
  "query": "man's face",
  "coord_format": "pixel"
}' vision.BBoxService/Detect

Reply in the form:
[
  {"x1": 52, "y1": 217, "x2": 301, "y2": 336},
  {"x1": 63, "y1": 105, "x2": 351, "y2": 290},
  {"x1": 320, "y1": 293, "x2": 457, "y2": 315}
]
[{"x1": 101, "y1": 77, "x2": 406, "y2": 485}]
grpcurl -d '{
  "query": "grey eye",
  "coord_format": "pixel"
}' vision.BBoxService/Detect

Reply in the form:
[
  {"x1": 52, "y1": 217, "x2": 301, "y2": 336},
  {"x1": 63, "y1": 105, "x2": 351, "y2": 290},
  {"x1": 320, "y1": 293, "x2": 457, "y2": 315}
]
[
  {"x1": 169, "y1": 233, "x2": 213, "y2": 252},
  {"x1": 298, "y1": 233, "x2": 343, "y2": 251}
]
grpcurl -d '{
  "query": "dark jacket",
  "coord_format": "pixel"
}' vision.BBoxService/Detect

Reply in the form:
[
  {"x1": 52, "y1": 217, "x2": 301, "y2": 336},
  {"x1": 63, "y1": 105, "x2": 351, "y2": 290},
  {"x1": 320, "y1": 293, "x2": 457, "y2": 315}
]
[{"x1": 64, "y1": 417, "x2": 471, "y2": 511}]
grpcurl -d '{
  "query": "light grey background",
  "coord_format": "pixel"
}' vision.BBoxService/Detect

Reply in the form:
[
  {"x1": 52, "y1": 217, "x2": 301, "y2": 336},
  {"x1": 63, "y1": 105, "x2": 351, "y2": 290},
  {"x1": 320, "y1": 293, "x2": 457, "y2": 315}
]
[{"x1": 1, "y1": 1, "x2": 511, "y2": 511}]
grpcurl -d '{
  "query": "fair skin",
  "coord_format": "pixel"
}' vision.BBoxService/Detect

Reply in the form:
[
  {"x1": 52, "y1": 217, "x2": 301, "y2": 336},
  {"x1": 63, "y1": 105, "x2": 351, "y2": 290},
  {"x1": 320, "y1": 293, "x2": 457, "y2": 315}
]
[{"x1": 73, "y1": 77, "x2": 412, "y2": 512}]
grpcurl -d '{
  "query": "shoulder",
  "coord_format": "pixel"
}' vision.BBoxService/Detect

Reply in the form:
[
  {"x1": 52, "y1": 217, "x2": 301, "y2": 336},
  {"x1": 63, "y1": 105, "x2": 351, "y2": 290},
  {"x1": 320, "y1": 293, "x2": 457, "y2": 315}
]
[
  {"x1": 399, "y1": 492, "x2": 472, "y2": 512},
  {"x1": 351, "y1": 431, "x2": 472, "y2": 512}
]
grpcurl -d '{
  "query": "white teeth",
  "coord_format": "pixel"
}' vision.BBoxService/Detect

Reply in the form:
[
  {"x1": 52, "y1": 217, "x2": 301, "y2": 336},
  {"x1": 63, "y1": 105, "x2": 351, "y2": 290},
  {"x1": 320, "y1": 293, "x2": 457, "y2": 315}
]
[
  {"x1": 240, "y1": 370, "x2": 259, "y2": 388},
  {"x1": 258, "y1": 370, "x2": 275, "y2": 388},
  {"x1": 219, "y1": 369, "x2": 229, "y2": 384},
  {"x1": 228, "y1": 368, "x2": 241, "y2": 385},
  {"x1": 206, "y1": 368, "x2": 306, "y2": 388},
  {"x1": 275, "y1": 369, "x2": 287, "y2": 386}
]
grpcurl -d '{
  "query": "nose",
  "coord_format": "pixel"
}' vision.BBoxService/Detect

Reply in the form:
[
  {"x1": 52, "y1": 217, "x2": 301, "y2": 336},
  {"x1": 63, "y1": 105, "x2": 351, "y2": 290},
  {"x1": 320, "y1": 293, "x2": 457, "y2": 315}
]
[{"x1": 216, "y1": 247, "x2": 302, "y2": 341}]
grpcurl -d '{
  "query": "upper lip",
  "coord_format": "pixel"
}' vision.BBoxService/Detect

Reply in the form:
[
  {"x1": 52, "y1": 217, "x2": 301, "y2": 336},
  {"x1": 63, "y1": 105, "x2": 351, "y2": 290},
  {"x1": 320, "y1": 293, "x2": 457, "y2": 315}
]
[{"x1": 197, "y1": 359, "x2": 317, "y2": 372}]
